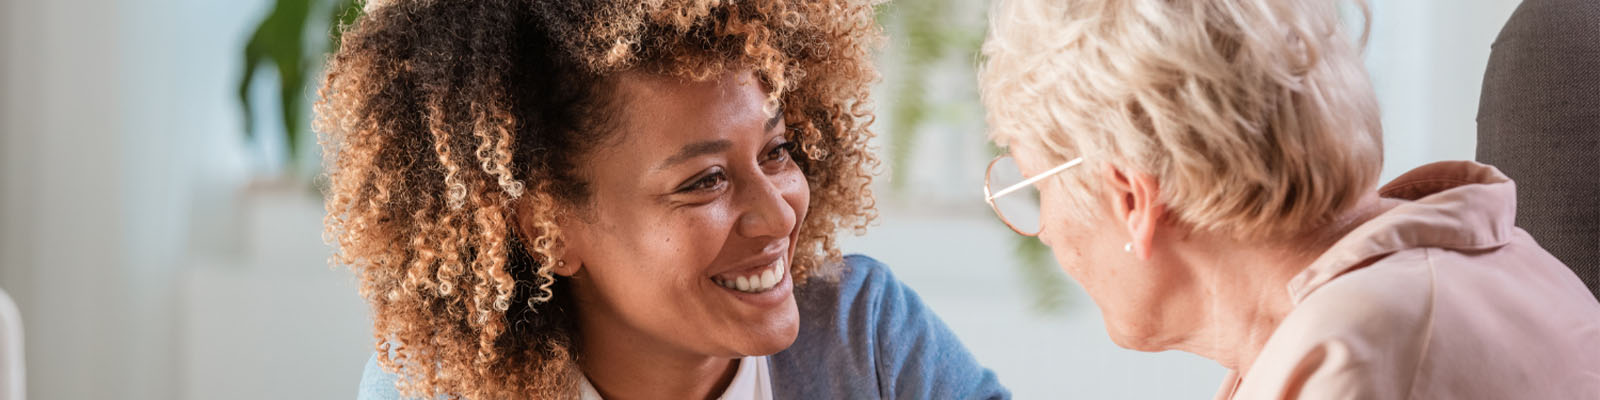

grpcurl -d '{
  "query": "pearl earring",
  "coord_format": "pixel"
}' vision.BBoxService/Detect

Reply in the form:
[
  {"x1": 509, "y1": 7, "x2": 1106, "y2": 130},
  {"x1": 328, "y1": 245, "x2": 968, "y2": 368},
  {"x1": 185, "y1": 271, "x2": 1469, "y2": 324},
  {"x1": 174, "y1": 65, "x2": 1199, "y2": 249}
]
[{"x1": 1123, "y1": 242, "x2": 1132, "y2": 253}]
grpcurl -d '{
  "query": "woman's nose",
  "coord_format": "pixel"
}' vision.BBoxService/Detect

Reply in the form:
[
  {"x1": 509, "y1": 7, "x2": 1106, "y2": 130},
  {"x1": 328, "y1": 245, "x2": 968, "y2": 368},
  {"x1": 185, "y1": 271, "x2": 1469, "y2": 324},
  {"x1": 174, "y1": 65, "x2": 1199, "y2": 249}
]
[{"x1": 735, "y1": 172, "x2": 799, "y2": 239}]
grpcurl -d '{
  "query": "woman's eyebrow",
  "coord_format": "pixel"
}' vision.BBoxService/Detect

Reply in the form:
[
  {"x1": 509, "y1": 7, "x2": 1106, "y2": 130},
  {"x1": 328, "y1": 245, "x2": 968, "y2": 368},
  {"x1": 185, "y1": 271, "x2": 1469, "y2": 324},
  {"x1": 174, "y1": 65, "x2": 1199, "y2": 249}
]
[
  {"x1": 654, "y1": 106, "x2": 783, "y2": 172},
  {"x1": 656, "y1": 139, "x2": 733, "y2": 171},
  {"x1": 766, "y1": 104, "x2": 784, "y2": 132}
]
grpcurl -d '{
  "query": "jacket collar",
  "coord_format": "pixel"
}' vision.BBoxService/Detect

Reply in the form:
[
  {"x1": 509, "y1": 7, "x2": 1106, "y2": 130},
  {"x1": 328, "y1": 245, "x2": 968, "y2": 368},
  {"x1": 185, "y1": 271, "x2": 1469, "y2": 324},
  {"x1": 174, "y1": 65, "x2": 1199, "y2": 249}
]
[{"x1": 1287, "y1": 161, "x2": 1519, "y2": 302}]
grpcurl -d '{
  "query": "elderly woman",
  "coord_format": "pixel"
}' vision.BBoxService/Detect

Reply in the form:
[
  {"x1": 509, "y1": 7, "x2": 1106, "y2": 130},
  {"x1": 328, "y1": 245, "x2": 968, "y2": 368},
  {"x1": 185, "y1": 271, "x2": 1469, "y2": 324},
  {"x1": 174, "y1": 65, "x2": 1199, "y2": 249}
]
[
  {"x1": 319, "y1": 0, "x2": 1005, "y2": 398},
  {"x1": 979, "y1": 0, "x2": 1600, "y2": 398}
]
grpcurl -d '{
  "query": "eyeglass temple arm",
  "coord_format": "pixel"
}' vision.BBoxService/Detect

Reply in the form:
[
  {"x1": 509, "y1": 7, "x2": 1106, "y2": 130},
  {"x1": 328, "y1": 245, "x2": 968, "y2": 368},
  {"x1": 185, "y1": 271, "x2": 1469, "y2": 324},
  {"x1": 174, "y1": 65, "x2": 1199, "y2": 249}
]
[{"x1": 987, "y1": 157, "x2": 1084, "y2": 200}]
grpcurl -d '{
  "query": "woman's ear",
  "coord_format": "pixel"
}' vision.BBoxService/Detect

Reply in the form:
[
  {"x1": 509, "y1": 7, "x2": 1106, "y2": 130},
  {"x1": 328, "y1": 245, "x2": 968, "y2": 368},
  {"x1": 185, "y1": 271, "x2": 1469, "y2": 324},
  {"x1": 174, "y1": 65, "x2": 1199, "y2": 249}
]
[
  {"x1": 1102, "y1": 165, "x2": 1165, "y2": 260},
  {"x1": 512, "y1": 197, "x2": 585, "y2": 277},
  {"x1": 551, "y1": 219, "x2": 585, "y2": 277}
]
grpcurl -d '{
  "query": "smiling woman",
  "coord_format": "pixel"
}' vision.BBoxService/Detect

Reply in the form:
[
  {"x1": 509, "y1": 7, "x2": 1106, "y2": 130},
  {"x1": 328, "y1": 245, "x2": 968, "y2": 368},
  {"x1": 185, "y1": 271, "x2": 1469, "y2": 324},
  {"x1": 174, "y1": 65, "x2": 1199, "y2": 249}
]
[
  {"x1": 316, "y1": 0, "x2": 1006, "y2": 399},
  {"x1": 555, "y1": 69, "x2": 813, "y2": 390}
]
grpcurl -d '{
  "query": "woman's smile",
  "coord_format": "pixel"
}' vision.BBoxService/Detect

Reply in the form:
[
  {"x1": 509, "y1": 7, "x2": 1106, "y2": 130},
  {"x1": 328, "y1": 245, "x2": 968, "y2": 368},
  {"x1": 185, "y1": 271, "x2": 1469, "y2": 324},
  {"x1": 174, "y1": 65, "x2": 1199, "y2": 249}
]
[
  {"x1": 710, "y1": 255, "x2": 794, "y2": 308},
  {"x1": 713, "y1": 256, "x2": 786, "y2": 293}
]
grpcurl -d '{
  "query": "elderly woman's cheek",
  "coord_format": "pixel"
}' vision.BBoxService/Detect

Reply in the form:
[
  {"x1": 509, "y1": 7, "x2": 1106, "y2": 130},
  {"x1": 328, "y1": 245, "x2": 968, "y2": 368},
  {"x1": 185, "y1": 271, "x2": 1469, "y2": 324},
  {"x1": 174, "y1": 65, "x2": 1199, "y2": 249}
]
[
  {"x1": 1042, "y1": 197, "x2": 1097, "y2": 277},
  {"x1": 1036, "y1": 192, "x2": 1066, "y2": 248}
]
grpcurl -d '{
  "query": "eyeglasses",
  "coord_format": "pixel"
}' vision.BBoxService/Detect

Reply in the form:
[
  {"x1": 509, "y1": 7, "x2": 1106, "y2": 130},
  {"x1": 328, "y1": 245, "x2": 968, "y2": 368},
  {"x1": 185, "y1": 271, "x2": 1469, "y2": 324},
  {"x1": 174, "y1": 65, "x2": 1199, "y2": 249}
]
[{"x1": 983, "y1": 155, "x2": 1083, "y2": 236}]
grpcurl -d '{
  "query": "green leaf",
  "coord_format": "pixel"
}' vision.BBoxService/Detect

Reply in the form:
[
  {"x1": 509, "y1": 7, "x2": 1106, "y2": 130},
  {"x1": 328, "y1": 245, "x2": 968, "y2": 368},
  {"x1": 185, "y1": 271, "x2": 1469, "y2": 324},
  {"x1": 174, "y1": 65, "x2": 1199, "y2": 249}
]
[{"x1": 237, "y1": 0, "x2": 362, "y2": 177}]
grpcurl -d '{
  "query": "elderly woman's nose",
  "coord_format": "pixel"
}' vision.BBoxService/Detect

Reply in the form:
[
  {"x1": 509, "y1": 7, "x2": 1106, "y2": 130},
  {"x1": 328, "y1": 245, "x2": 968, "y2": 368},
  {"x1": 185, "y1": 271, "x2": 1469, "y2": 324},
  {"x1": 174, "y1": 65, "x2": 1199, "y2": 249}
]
[{"x1": 735, "y1": 174, "x2": 799, "y2": 239}]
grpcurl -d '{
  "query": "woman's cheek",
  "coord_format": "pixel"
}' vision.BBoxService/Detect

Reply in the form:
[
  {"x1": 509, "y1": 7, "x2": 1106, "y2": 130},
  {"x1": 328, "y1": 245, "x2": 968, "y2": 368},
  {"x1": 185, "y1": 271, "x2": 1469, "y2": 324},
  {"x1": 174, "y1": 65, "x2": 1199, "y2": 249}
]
[{"x1": 787, "y1": 170, "x2": 809, "y2": 219}]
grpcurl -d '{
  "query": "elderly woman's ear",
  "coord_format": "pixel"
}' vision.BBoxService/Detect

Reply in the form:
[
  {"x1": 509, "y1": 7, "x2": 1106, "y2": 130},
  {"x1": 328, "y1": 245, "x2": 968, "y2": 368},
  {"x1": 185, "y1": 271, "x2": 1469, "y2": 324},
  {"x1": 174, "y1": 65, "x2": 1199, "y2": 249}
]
[{"x1": 1100, "y1": 166, "x2": 1163, "y2": 261}]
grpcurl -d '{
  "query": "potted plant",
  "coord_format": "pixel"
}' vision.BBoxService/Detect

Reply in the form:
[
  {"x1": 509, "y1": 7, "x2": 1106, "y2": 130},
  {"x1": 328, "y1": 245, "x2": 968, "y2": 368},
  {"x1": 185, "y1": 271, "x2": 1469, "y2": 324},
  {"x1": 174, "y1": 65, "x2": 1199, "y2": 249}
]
[{"x1": 227, "y1": 0, "x2": 362, "y2": 272}]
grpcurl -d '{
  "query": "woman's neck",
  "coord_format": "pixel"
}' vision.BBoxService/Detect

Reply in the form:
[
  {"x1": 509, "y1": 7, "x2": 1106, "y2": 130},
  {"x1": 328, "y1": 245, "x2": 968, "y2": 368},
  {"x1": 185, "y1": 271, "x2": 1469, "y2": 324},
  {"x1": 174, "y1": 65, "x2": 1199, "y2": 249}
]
[
  {"x1": 575, "y1": 308, "x2": 741, "y2": 400},
  {"x1": 1168, "y1": 192, "x2": 1401, "y2": 377}
]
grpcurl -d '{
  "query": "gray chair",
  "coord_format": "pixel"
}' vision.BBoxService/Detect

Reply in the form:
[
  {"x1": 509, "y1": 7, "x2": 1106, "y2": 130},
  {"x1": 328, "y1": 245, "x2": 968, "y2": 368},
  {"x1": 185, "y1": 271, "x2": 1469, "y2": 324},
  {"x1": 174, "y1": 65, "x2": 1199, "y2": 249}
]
[{"x1": 1477, "y1": 0, "x2": 1600, "y2": 300}]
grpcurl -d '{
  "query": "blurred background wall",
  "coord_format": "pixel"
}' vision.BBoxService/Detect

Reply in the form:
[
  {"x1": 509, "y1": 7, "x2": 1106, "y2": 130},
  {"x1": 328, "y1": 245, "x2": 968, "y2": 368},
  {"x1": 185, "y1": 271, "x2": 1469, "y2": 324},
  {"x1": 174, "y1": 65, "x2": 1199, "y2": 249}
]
[{"x1": 0, "y1": 0, "x2": 1521, "y2": 398}]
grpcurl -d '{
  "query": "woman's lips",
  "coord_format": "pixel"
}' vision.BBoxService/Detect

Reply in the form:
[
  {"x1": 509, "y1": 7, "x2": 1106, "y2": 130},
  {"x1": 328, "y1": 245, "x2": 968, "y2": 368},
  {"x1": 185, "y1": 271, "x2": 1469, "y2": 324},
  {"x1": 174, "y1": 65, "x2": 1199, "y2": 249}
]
[{"x1": 712, "y1": 258, "x2": 786, "y2": 293}]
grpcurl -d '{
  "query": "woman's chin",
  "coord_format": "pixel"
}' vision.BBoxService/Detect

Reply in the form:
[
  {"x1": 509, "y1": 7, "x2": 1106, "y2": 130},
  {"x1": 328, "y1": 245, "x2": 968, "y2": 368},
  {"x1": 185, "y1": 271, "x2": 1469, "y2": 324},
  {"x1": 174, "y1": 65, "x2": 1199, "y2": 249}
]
[
  {"x1": 1106, "y1": 331, "x2": 1159, "y2": 352},
  {"x1": 741, "y1": 334, "x2": 798, "y2": 357},
  {"x1": 1102, "y1": 318, "x2": 1172, "y2": 352},
  {"x1": 731, "y1": 301, "x2": 801, "y2": 356}
]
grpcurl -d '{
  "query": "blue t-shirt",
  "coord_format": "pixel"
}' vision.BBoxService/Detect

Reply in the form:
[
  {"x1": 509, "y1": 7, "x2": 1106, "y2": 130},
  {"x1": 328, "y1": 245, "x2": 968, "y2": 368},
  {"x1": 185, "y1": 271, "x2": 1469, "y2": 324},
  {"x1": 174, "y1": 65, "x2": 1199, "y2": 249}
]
[{"x1": 358, "y1": 254, "x2": 1010, "y2": 399}]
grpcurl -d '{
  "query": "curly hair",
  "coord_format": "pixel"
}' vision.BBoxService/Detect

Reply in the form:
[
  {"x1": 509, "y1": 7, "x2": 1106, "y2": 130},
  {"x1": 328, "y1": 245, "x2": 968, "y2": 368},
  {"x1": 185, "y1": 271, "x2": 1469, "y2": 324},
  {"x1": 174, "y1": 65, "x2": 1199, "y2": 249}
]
[{"x1": 314, "y1": 0, "x2": 880, "y2": 398}]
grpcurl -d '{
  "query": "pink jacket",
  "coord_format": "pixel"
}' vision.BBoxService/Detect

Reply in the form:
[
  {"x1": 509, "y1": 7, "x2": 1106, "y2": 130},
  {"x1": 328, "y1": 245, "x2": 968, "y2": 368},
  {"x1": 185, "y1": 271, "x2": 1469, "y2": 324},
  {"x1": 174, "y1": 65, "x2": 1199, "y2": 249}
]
[{"x1": 1217, "y1": 161, "x2": 1600, "y2": 399}]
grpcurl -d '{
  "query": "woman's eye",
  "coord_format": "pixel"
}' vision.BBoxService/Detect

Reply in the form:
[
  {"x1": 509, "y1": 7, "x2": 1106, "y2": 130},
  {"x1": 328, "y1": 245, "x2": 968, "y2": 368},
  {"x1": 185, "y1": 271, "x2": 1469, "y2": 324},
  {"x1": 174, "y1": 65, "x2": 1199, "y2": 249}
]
[
  {"x1": 679, "y1": 170, "x2": 728, "y2": 193},
  {"x1": 765, "y1": 141, "x2": 797, "y2": 164}
]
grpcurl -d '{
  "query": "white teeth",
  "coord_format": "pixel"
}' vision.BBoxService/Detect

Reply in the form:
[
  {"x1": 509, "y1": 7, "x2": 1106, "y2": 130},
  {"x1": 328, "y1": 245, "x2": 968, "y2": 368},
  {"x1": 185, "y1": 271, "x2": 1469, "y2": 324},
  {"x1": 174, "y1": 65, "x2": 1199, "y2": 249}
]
[
  {"x1": 715, "y1": 258, "x2": 787, "y2": 293},
  {"x1": 760, "y1": 268, "x2": 777, "y2": 288}
]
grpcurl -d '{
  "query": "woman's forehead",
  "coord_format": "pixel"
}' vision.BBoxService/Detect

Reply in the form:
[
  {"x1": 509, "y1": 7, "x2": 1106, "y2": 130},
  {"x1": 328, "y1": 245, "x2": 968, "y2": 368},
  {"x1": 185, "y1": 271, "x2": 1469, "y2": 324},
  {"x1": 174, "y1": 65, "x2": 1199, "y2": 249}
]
[
  {"x1": 604, "y1": 70, "x2": 774, "y2": 147},
  {"x1": 572, "y1": 69, "x2": 779, "y2": 185},
  {"x1": 612, "y1": 70, "x2": 768, "y2": 117}
]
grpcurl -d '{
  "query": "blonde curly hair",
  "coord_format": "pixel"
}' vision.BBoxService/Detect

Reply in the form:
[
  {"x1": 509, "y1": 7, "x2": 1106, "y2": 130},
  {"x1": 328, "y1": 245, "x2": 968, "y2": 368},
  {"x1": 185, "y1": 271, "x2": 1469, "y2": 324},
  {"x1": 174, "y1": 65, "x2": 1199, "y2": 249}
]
[{"x1": 314, "y1": 0, "x2": 881, "y2": 397}]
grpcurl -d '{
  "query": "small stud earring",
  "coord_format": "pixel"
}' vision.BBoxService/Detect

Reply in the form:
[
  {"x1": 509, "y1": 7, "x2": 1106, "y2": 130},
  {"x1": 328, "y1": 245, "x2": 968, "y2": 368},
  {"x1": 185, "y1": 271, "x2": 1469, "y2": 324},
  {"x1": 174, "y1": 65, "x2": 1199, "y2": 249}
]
[{"x1": 1123, "y1": 242, "x2": 1133, "y2": 253}]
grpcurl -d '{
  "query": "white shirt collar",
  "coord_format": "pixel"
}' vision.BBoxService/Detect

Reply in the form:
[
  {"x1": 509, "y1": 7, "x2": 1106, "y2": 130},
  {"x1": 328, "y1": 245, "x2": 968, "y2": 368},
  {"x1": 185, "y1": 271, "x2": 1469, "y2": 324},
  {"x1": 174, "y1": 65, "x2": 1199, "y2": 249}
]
[{"x1": 578, "y1": 356, "x2": 772, "y2": 400}]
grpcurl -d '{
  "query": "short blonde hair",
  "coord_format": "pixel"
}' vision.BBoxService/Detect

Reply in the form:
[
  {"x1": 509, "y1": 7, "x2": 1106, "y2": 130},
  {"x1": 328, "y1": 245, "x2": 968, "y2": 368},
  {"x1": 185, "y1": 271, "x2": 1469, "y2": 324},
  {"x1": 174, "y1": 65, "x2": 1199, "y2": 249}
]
[{"x1": 980, "y1": 0, "x2": 1383, "y2": 240}]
